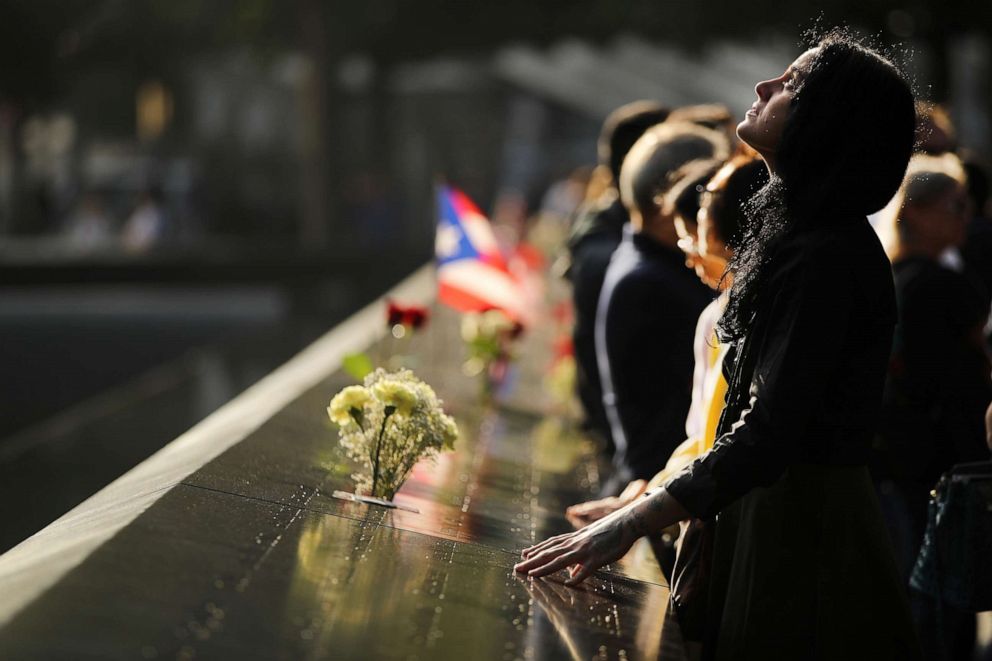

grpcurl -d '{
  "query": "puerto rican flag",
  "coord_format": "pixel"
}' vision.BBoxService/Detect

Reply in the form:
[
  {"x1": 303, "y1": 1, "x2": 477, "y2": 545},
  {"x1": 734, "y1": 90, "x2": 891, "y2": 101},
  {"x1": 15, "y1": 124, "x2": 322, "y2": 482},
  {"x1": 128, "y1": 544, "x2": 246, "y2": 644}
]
[{"x1": 435, "y1": 185, "x2": 527, "y2": 321}]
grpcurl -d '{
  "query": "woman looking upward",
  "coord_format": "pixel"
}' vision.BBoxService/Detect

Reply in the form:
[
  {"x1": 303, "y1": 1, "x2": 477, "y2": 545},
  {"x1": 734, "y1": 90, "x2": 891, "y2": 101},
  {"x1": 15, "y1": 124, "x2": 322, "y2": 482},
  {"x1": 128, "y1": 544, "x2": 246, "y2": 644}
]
[{"x1": 516, "y1": 31, "x2": 920, "y2": 660}]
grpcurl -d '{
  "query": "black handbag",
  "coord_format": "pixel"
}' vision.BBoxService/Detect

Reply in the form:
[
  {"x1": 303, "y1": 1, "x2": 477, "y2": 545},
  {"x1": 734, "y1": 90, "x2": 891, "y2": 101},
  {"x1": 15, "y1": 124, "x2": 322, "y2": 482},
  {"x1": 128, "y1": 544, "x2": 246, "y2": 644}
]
[{"x1": 909, "y1": 460, "x2": 992, "y2": 612}]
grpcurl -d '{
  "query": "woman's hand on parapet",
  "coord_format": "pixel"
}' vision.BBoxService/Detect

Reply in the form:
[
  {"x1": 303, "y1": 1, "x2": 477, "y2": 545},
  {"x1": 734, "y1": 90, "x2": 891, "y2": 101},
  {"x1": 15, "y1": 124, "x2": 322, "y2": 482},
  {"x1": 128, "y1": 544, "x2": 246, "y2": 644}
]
[
  {"x1": 514, "y1": 505, "x2": 641, "y2": 585},
  {"x1": 515, "y1": 488, "x2": 690, "y2": 586}
]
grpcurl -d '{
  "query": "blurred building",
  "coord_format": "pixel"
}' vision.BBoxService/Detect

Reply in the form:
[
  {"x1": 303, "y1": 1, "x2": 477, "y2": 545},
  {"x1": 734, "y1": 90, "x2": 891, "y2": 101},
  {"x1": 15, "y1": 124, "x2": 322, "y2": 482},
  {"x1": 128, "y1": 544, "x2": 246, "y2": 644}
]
[{"x1": 0, "y1": 1, "x2": 987, "y2": 255}]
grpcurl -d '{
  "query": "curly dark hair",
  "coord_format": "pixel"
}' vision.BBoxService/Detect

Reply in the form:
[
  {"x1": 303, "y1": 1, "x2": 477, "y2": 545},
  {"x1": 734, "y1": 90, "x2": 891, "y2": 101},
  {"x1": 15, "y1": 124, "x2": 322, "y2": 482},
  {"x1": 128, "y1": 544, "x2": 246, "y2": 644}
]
[
  {"x1": 717, "y1": 30, "x2": 916, "y2": 342},
  {"x1": 705, "y1": 153, "x2": 769, "y2": 248}
]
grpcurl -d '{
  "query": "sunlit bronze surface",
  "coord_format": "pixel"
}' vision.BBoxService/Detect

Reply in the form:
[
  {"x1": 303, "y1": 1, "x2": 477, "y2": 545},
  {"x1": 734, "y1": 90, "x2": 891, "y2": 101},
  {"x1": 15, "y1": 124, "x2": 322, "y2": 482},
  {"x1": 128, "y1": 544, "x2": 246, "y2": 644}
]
[{"x1": 0, "y1": 304, "x2": 685, "y2": 659}]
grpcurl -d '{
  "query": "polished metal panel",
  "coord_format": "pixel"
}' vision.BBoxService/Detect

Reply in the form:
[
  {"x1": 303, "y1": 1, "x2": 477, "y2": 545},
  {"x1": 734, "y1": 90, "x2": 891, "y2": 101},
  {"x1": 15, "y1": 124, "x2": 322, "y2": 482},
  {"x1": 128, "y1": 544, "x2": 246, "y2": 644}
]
[{"x1": 0, "y1": 305, "x2": 685, "y2": 659}]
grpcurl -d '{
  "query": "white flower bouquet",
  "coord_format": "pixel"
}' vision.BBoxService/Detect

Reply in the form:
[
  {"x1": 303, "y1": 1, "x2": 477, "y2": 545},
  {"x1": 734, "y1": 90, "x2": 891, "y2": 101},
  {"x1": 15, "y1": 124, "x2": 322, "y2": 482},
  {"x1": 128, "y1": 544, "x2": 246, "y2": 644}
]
[{"x1": 327, "y1": 368, "x2": 458, "y2": 501}]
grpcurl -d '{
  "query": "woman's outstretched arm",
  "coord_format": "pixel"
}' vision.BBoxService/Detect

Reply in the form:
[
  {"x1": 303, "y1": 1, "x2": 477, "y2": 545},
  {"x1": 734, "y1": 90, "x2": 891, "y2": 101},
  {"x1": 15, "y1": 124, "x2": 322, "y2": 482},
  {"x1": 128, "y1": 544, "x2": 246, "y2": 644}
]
[{"x1": 513, "y1": 488, "x2": 689, "y2": 585}]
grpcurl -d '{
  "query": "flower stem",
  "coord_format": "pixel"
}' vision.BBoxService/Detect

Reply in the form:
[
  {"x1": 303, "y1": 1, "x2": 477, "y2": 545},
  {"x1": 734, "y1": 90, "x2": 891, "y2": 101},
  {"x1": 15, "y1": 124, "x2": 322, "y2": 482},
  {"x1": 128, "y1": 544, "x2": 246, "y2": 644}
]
[{"x1": 371, "y1": 409, "x2": 393, "y2": 497}]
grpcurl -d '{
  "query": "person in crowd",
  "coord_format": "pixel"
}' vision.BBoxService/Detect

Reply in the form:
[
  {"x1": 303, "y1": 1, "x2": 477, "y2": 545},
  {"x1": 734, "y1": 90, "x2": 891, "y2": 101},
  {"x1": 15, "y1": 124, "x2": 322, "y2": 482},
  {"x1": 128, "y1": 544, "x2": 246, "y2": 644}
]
[
  {"x1": 987, "y1": 400, "x2": 992, "y2": 452},
  {"x1": 567, "y1": 157, "x2": 724, "y2": 527},
  {"x1": 666, "y1": 158, "x2": 725, "y2": 258},
  {"x1": 540, "y1": 166, "x2": 592, "y2": 226},
  {"x1": 122, "y1": 187, "x2": 168, "y2": 253},
  {"x1": 871, "y1": 153, "x2": 992, "y2": 660},
  {"x1": 594, "y1": 122, "x2": 728, "y2": 497},
  {"x1": 566, "y1": 153, "x2": 766, "y2": 528},
  {"x1": 64, "y1": 191, "x2": 114, "y2": 251},
  {"x1": 873, "y1": 153, "x2": 992, "y2": 575},
  {"x1": 517, "y1": 31, "x2": 922, "y2": 659},
  {"x1": 667, "y1": 104, "x2": 737, "y2": 144},
  {"x1": 566, "y1": 101, "x2": 670, "y2": 454},
  {"x1": 960, "y1": 156, "x2": 992, "y2": 310},
  {"x1": 915, "y1": 102, "x2": 957, "y2": 156}
]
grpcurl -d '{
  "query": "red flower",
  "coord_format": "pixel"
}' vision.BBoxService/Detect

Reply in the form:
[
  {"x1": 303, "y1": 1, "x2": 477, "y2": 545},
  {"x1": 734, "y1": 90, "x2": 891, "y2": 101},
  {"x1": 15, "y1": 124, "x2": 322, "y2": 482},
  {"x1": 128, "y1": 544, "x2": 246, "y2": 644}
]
[
  {"x1": 387, "y1": 300, "x2": 431, "y2": 330},
  {"x1": 551, "y1": 301, "x2": 574, "y2": 325},
  {"x1": 553, "y1": 335, "x2": 574, "y2": 360}
]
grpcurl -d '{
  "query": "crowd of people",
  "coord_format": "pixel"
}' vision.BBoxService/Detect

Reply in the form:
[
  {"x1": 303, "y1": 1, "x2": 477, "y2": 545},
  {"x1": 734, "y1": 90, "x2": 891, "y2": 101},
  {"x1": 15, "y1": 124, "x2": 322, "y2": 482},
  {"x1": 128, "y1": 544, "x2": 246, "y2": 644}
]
[
  {"x1": 515, "y1": 29, "x2": 992, "y2": 661},
  {"x1": 62, "y1": 187, "x2": 170, "y2": 253}
]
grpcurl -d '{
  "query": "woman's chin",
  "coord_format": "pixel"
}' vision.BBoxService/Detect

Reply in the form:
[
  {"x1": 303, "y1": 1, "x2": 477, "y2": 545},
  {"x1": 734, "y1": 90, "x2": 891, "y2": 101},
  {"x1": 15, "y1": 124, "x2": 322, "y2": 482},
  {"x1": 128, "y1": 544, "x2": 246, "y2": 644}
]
[{"x1": 736, "y1": 116, "x2": 760, "y2": 141}]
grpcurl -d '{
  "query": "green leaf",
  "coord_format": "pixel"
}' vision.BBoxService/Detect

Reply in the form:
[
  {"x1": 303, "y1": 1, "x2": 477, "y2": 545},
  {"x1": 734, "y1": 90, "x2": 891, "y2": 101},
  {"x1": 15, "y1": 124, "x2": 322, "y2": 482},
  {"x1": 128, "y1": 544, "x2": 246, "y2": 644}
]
[{"x1": 342, "y1": 353, "x2": 374, "y2": 381}]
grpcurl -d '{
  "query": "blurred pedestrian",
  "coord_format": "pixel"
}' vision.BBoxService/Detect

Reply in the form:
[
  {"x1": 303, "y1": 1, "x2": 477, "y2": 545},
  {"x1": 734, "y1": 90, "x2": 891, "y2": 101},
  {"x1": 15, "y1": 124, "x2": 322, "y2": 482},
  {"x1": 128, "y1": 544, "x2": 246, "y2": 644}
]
[
  {"x1": 122, "y1": 187, "x2": 168, "y2": 253},
  {"x1": 594, "y1": 121, "x2": 727, "y2": 496},
  {"x1": 566, "y1": 101, "x2": 670, "y2": 454},
  {"x1": 960, "y1": 156, "x2": 992, "y2": 311},
  {"x1": 874, "y1": 153, "x2": 992, "y2": 659},
  {"x1": 64, "y1": 191, "x2": 113, "y2": 252},
  {"x1": 565, "y1": 153, "x2": 765, "y2": 529}
]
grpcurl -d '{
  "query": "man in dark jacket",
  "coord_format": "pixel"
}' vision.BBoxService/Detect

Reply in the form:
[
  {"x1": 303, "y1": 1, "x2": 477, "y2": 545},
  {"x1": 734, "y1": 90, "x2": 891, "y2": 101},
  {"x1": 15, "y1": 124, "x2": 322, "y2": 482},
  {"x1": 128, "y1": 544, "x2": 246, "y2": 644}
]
[
  {"x1": 567, "y1": 101, "x2": 670, "y2": 453},
  {"x1": 595, "y1": 122, "x2": 727, "y2": 495}
]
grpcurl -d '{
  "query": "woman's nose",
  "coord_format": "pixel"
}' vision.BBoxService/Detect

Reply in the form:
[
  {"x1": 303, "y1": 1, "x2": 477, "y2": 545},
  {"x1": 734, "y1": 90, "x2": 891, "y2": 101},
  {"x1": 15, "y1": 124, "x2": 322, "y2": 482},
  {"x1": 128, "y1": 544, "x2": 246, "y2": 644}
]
[{"x1": 755, "y1": 78, "x2": 774, "y2": 101}]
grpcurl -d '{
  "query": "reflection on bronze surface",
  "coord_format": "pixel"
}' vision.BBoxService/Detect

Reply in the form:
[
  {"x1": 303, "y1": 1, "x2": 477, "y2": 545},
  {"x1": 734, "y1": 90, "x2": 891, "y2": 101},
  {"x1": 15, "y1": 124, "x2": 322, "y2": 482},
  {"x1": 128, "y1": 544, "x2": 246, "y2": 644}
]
[{"x1": 0, "y1": 303, "x2": 687, "y2": 659}]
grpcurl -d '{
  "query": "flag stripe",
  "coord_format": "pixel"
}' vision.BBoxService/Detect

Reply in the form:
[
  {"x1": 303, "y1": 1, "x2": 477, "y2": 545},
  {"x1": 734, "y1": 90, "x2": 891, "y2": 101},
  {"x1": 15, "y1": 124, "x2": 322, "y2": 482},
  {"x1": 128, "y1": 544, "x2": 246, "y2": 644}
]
[
  {"x1": 437, "y1": 260, "x2": 524, "y2": 319},
  {"x1": 435, "y1": 184, "x2": 527, "y2": 322}
]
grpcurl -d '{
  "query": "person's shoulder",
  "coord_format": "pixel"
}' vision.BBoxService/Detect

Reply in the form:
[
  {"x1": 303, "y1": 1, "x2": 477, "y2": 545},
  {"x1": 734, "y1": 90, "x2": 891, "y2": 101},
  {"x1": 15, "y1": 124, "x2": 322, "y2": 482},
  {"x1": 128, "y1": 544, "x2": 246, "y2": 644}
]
[
  {"x1": 695, "y1": 295, "x2": 725, "y2": 335},
  {"x1": 772, "y1": 226, "x2": 846, "y2": 284},
  {"x1": 609, "y1": 260, "x2": 662, "y2": 295},
  {"x1": 966, "y1": 216, "x2": 992, "y2": 243},
  {"x1": 568, "y1": 194, "x2": 626, "y2": 248},
  {"x1": 898, "y1": 258, "x2": 985, "y2": 323},
  {"x1": 770, "y1": 219, "x2": 894, "y2": 309},
  {"x1": 781, "y1": 219, "x2": 888, "y2": 276},
  {"x1": 617, "y1": 246, "x2": 685, "y2": 284},
  {"x1": 896, "y1": 257, "x2": 960, "y2": 291},
  {"x1": 572, "y1": 231, "x2": 621, "y2": 267},
  {"x1": 601, "y1": 248, "x2": 670, "y2": 306},
  {"x1": 792, "y1": 218, "x2": 878, "y2": 256},
  {"x1": 610, "y1": 258, "x2": 711, "y2": 314}
]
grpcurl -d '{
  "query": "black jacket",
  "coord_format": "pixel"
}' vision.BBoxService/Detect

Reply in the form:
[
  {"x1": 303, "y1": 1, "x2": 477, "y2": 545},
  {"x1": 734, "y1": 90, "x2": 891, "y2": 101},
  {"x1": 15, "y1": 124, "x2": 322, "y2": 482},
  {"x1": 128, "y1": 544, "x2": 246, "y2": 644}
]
[
  {"x1": 666, "y1": 219, "x2": 897, "y2": 518},
  {"x1": 596, "y1": 226, "x2": 712, "y2": 487},
  {"x1": 874, "y1": 256, "x2": 991, "y2": 489},
  {"x1": 567, "y1": 194, "x2": 628, "y2": 446}
]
